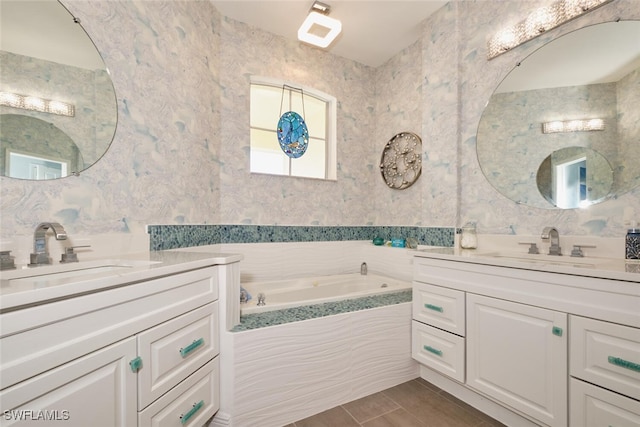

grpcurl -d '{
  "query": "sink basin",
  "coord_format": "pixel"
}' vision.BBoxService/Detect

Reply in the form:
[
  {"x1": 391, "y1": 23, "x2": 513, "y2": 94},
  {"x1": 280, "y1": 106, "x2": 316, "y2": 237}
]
[
  {"x1": 474, "y1": 252, "x2": 601, "y2": 268},
  {"x1": 1, "y1": 259, "x2": 162, "y2": 284}
]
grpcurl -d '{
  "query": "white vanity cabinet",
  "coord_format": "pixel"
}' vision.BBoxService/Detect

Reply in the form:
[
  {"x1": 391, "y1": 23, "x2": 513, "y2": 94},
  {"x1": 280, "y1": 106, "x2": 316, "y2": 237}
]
[
  {"x1": 0, "y1": 253, "x2": 241, "y2": 427},
  {"x1": 412, "y1": 252, "x2": 640, "y2": 427},
  {"x1": 466, "y1": 294, "x2": 567, "y2": 427}
]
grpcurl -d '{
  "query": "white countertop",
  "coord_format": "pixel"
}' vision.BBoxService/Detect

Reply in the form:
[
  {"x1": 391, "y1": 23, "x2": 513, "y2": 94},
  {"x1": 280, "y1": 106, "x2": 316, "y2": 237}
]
[
  {"x1": 414, "y1": 246, "x2": 640, "y2": 283},
  {"x1": 0, "y1": 250, "x2": 243, "y2": 311}
]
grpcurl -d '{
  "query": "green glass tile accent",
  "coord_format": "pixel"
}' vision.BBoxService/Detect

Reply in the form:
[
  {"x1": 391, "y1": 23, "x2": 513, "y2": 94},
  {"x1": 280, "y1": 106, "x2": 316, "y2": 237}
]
[
  {"x1": 148, "y1": 224, "x2": 455, "y2": 250},
  {"x1": 231, "y1": 290, "x2": 411, "y2": 332}
]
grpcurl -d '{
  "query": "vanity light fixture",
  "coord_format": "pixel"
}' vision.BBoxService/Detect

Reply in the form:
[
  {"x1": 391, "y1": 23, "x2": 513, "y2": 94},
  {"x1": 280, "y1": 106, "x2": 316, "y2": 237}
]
[
  {"x1": 298, "y1": 1, "x2": 342, "y2": 49},
  {"x1": 542, "y1": 118, "x2": 605, "y2": 134},
  {"x1": 0, "y1": 91, "x2": 75, "y2": 117},
  {"x1": 487, "y1": 0, "x2": 614, "y2": 59}
]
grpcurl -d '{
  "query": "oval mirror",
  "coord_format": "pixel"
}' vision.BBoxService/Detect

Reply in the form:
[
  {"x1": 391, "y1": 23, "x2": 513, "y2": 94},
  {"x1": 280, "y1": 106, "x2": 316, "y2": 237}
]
[
  {"x1": 0, "y1": 0, "x2": 117, "y2": 180},
  {"x1": 477, "y1": 20, "x2": 640, "y2": 209},
  {"x1": 536, "y1": 146, "x2": 613, "y2": 209}
]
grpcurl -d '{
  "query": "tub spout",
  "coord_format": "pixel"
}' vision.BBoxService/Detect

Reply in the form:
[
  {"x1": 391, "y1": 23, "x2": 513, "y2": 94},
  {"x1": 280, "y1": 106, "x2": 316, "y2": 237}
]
[{"x1": 360, "y1": 262, "x2": 367, "y2": 275}]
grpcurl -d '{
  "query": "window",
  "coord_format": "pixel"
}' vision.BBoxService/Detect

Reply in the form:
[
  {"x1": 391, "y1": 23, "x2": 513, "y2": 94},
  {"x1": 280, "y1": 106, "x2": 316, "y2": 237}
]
[
  {"x1": 250, "y1": 77, "x2": 336, "y2": 180},
  {"x1": 7, "y1": 150, "x2": 67, "y2": 179}
]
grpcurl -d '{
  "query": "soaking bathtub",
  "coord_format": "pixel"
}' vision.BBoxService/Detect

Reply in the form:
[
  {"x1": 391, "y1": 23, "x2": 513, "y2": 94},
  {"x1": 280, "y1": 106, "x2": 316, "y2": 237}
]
[{"x1": 240, "y1": 273, "x2": 411, "y2": 314}]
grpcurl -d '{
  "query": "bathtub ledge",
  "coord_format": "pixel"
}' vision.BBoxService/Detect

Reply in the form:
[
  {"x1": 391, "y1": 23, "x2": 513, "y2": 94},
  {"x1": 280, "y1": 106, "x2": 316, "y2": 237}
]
[{"x1": 231, "y1": 290, "x2": 412, "y2": 331}]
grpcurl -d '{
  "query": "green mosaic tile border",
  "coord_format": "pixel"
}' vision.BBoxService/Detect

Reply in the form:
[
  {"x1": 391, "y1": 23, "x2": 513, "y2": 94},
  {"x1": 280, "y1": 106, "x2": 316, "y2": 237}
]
[
  {"x1": 148, "y1": 224, "x2": 454, "y2": 250},
  {"x1": 232, "y1": 290, "x2": 413, "y2": 332}
]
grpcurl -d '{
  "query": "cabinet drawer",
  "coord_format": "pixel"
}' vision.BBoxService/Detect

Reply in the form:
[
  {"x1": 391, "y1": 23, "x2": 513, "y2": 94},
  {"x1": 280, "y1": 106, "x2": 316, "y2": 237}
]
[
  {"x1": 139, "y1": 357, "x2": 220, "y2": 427},
  {"x1": 412, "y1": 320, "x2": 465, "y2": 383},
  {"x1": 570, "y1": 315, "x2": 640, "y2": 400},
  {"x1": 570, "y1": 378, "x2": 640, "y2": 427},
  {"x1": 138, "y1": 302, "x2": 219, "y2": 409},
  {"x1": 413, "y1": 283, "x2": 465, "y2": 336}
]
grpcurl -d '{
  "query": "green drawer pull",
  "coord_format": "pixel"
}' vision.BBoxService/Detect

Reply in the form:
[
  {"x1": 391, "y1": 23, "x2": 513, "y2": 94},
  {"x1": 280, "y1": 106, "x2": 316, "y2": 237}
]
[
  {"x1": 425, "y1": 304, "x2": 443, "y2": 313},
  {"x1": 129, "y1": 356, "x2": 142, "y2": 373},
  {"x1": 180, "y1": 338, "x2": 204, "y2": 358},
  {"x1": 424, "y1": 345, "x2": 443, "y2": 357},
  {"x1": 552, "y1": 326, "x2": 563, "y2": 337},
  {"x1": 180, "y1": 400, "x2": 204, "y2": 425},
  {"x1": 608, "y1": 356, "x2": 640, "y2": 373}
]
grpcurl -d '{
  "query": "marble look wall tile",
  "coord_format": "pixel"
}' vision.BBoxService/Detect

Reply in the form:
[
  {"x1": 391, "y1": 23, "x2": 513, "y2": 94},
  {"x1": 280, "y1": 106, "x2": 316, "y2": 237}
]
[
  {"x1": 617, "y1": 68, "x2": 640, "y2": 194},
  {"x1": 217, "y1": 17, "x2": 378, "y2": 226},
  {"x1": 373, "y1": 41, "x2": 425, "y2": 225},
  {"x1": 420, "y1": 2, "x2": 460, "y2": 227}
]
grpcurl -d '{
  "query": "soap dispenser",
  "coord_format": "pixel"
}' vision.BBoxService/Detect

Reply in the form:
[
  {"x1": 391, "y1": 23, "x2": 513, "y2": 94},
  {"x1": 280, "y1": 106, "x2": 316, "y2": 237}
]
[
  {"x1": 460, "y1": 222, "x2": 478, "y2": 249},
  {"x1": 626, "y1": 221, "x2": 640, "y2": 260}
]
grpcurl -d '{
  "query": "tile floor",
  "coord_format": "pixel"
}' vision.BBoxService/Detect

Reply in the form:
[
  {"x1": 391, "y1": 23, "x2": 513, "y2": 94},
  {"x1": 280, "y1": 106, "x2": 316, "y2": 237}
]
[{"x1": 287, "y1": 378, "x2": 507, "y2": 427}]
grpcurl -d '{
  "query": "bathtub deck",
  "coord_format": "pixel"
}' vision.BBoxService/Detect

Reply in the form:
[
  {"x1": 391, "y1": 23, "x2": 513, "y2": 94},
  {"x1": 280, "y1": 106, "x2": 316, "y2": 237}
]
[{"x1": 232, "y1": 290, "x2": 412, "y2": 331}]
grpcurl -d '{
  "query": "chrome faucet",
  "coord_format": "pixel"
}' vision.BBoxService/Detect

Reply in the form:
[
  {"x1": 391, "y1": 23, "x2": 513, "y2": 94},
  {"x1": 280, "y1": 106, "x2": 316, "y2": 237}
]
[
  {"x1": 360, "y1": 262, "x2": 368, "y2": 275},
  {"x1": 541, "y1": 226, "x2": 562, "y2": 256},
  {"x1": 257, "y1": 293, "x2": 266, "y2": 306},
  {"x1": 240, "y1": 288, "x2": 249, "y2": 304},
  {"x1": 29, "y1": 222, "x2": 67, "y2": 266}
]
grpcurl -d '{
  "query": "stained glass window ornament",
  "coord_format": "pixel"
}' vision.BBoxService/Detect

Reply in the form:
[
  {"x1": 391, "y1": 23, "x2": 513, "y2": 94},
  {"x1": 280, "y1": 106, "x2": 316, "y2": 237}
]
[
  {"x1": 379, "y1": 132, "x2": 422, "y2": 190},
  {"x1": 277, "y1": 111, "x2": 309, "y2": 158},
  {"x1": 277, "y1": 85, "x2": 309, "y2": 159}
]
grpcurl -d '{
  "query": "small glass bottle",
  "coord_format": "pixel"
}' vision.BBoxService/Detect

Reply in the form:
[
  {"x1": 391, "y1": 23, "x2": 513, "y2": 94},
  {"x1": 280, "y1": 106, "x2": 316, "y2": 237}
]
[
  {"x1": 625, "y1": 221, "x2": 640, "y2": 260},
  {"x1": 460, "y1": 222, "x2": 478, "y2": 249}
]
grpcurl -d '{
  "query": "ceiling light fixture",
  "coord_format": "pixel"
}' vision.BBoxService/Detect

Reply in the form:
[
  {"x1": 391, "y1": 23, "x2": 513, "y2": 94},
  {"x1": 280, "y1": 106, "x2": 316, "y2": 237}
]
[
  {"x1": 298, "y1": 1, "x2": 342, "y2": 49},
  {"x1": 542, "y1": 118, "x2": 605, "y2": 134},
  {"x1": 487, "y1": 0, "x2": 614, "y2": 60},
  {"x1": 0, "y1": 91, "x2": 75, "y2": 117}
]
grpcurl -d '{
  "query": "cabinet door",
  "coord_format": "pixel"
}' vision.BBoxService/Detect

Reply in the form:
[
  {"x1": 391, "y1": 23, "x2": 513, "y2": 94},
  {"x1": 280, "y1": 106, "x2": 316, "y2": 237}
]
[
  {"x1": 0, "y1": 337, "x2": 137, "y2": 427},
  {"x1": 466, "y1": 294, "x2": 567, "y2": 427}
]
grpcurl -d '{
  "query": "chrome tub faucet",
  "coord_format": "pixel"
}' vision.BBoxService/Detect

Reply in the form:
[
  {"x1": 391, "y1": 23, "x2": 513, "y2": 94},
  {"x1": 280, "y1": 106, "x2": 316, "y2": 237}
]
[
  {"x1": 29, "y1": 222, "x2": 67, "y2": 266},
  {"x1": 541, "y1": 226, "x2": 561, "y2": 256}
]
